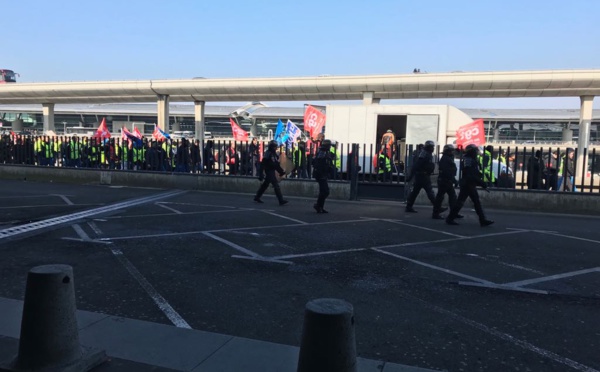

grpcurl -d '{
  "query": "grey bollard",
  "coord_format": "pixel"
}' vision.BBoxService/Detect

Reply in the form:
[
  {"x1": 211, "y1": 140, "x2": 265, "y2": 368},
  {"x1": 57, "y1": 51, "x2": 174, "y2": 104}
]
[
  {"x1": 0, "y1": 264, "x2": 106, "y2": 372},
  {"x1": 297, "y1": 298, "x2": 357, "y2": 372}
]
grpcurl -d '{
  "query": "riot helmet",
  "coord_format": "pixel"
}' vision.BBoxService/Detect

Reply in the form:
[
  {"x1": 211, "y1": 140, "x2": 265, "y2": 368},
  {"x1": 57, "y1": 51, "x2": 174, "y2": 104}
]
[
  {"x1": 465, "y1": 144, "x2": 480, "y2": 157},
  {"x1": 424, "y1": 140, "x2": 435, "y2": 152},
  {"x1": 442, "y1": 144, "x2": 455, "y2": 155},
  {"x1": 267, "y1": 140, "x2": 278, "y2": 150}
]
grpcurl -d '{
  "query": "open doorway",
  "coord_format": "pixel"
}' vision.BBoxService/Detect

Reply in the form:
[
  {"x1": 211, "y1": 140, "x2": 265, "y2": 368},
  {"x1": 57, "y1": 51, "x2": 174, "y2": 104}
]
[{"x1": 376, "y1": 115, "x2": 407, "y2": 165}]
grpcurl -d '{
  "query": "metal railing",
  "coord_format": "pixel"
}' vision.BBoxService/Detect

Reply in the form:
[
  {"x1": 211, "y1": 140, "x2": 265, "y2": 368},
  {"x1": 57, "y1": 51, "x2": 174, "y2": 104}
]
[{"x1": 1, "y1": 135, "x2": 598, "y2": 193}]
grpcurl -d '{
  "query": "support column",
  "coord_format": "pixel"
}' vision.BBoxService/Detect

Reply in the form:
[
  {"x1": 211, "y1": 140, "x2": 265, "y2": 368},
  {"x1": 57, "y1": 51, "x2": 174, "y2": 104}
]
[
  {"x1": 42, "y1": 103, "x2": 55, "y2": 133},
  {"x1": 362, "y1": 92, "x2": 380, "y2": 105},
  {"x1": 194, "y1": 100, "x2": 206, "y2": 143},
  {"x1": 562, "y1": 123, "x2": 573, "y2": 142},
  {"x1": 157, "y1": 95, "x2": 170, "y2": 132},
  {"x1": 576, "y1": 96, "x2": 594, "y2": 178}
]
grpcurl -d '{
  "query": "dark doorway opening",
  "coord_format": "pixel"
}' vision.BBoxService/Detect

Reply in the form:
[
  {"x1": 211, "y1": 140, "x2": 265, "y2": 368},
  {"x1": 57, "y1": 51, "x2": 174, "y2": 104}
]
[
  {"x1": 376, "y1": 115, "x2": 407, "y2": 165},
  {"x1": 376, "y1": 115, "x2": 407, "y2": 145}
]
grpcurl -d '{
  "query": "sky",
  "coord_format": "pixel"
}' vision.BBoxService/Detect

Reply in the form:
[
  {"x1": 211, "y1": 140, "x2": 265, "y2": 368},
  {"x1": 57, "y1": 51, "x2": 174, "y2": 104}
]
[{"x1": 5, "y1": 0, "x2": 600, "y2": 109}]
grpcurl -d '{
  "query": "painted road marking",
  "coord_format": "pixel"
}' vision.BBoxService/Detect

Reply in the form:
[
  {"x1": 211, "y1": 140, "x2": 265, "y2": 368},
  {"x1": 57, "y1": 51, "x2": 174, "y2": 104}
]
[
  {"x1": 88, "y1": 220, "x2": 191, "y2": 329},
  {"x1": 403, "y1": 292, "x2": 599, "y2": 372},
  {"x1": 110, "y1": 248, "x2": 192, "y2": 329},
  {"x1": 99, "y1": 218, "x2": 378, "y2": 241},
  {"x1": 503, "y1": 267, "x2": 600, "y2": 288},
  {"x1": 373, "y1": 248, "x2": 494, "y2": 284},
  {"x1": 155, "y1": 202, "x2": 183, "y2": 214},
  {"x1": 0, "y1": 190, "x2": 186, "y2": 241},
  {"x1": 384, "y1": 219, "x2": 467, "y2": 238},
  {"x1": 55, "y1": 194, "x2": 74, "y2": 205},
  {"x1": 203, "y1": 232, "x2": 261, "y2": 258},
  {"x1": 261, "y1": 211, "x2": 307, "y2": 224}
]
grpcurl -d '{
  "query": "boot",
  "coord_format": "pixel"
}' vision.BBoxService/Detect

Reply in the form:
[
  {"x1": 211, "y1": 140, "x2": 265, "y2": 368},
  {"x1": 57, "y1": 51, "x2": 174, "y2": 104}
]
[
  {"x1": 480, "y1": 219, "x2": 494, "y2": 227},
  {"x1": 279, "y1": 200, "x2": 289, "y2": 206},
  {"x1": 253, "y1": 197, "x2": 264, "y2": 203},
  {"x1": 432, "y1": 213, "x2": 444, "y2": 220},
  {"x1": 446, "y1": 218, "x2": 459, "y2": 225},
  {"x1": 405, "y1": 207, "x2": 418, "y2": 213}
]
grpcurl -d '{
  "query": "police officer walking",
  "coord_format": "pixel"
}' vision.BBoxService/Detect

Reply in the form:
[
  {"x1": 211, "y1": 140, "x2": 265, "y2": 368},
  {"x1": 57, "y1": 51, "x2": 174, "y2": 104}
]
[
  {"x1": 311, "y1": 139, "x2": 336, "y2": 213},
  {"x1": 405, "y1": 140, "x2": 441, "y2": 213},
  {"x1": 432, "y1": 144, "x2": 460, "y2": 220},
  {"x1": 446, "y1": 144, "x2": 494, "y2": 226},
  {"x1": 254, "y1": 140, "x2": 288, "y2": 206}
]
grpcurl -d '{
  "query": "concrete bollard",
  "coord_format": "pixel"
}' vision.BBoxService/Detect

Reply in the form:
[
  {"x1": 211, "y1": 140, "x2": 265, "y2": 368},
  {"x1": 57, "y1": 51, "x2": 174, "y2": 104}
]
[
  {"x1": 297, "y1": 298, "x2": 357, "y2": 372},
  {"x1": 0, "y1": 264, "x2": 106, "y2": 372}
]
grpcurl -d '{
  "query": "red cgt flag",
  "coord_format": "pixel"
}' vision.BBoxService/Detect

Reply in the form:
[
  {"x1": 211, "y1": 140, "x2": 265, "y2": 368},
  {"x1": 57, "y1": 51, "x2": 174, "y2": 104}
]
[
  {"x1": 230, "y1": 118, "x2": 249, "y2": 141},
  {"x1": 95, "y1": 117, "x2": 111, "y2": 139},
  {"x1": 304, "y1": 105, "x2": 326, "y2": 140},
  {"x1": 455, "y1": 119, "x2": 485, "y2": 148}
]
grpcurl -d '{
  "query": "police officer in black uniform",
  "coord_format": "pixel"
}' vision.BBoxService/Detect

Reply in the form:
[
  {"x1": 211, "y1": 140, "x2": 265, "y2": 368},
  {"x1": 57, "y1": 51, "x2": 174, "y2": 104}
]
[
  {"x1": 432, "y1": 144, "x2": 460, "y2": 219},
  {"x1": 446, "y1": 144, "x2": 494, "y2": 226},
  {"x1": 254, "y1": 140, "x2": 288, "y2": 205},
  {"x1": 312, "y1": 139, "x2": 336, "y2": 213},
  {"x1": 405, "y1": 140, "x2": 442, "y2": 213}
]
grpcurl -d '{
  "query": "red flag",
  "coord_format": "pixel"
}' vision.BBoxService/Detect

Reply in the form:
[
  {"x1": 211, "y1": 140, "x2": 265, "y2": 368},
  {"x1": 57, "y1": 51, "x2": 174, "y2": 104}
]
[
  {"x1": 121, "y1": 127, "x2": 131, "y2": 142},
  {"x1": 230, "y1": 118, "x2": 249, "y2": 141},
  {"x1": 95, "y1": 118, "x2": 111, "y2": 139},
  {"x1": 304, "y1": 105, "x2": 326, "y2": 140},
  {"x1": 455, "y1": 119, "x2": 485, "y2": 148},
  {"x1": 133, "y1": 127, "x2": 143, "y2": 139}
]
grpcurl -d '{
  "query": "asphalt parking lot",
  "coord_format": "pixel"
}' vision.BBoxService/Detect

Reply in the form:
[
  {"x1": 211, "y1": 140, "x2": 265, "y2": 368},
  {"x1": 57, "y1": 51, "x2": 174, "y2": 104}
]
[{"x1": 0, "y1": 179, "x2": 599, "y2": 372}]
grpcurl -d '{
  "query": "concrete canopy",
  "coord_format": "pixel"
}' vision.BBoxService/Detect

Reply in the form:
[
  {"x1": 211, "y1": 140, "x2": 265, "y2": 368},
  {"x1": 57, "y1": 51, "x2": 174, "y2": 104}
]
[{"x1": 0, "y1": 69, "x2": 598, "y2": 104}]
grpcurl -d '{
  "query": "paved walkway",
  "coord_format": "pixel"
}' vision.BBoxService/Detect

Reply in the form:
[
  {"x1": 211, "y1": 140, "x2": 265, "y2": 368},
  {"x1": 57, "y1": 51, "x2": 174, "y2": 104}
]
[{"x1": 0, "y1": 297, "x2": 437, "y2": 372}]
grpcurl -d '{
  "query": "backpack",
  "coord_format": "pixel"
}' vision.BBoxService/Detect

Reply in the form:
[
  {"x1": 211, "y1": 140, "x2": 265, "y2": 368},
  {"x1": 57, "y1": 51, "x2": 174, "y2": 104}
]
[{"x1": 312, "y1": 150, "x2": 331, "y2": 172}]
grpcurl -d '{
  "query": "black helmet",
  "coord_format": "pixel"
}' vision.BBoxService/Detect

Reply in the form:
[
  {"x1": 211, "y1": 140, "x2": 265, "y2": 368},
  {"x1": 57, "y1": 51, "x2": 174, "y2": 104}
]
[
  {"x1": 424, "y1": 140, "x2": 435, "y2": 151},
  {"x1": 268, "y1": 140, "x2": 278, "y2": 150},
  {"x1": 465, "y1": 144, "x2": 479, "y2": 156},
  {"x1": 442, "y1": 144, "x2": 455, "y2": 154},
  {"x1": 322, "y1": 139, "x2": 332, "y2": 147}
]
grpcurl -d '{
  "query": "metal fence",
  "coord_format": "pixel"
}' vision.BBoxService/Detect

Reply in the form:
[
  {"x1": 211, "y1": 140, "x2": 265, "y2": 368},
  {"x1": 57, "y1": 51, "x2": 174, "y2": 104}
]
[{"x1": 1, "y1": 135, "x2": 599, "y2": 194}]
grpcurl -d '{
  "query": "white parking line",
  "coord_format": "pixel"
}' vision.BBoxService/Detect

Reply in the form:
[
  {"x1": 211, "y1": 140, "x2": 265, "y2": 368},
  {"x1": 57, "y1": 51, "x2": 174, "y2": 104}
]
[
  {"x1": 106, "y1": 209, "x2": 252, "y2": 219},
  {"x1": 72, "y1": 224, "x2": 91, "y2": 241},
  {"x1": 99, "y1": 218, "x2": 378, "y2": 241},
  {"x1": 261, "y1": 211, "x2": 307, "y2": 224},
  {"x1": 404, "y1": 293, "x2": 599, "y2": 372},
  {"x1": 110, "y1": 248, "x2": 192, "y2": 329},
  {"x1": 87, "y1": 221, "x2": 192, "y2": 329},
  {"x1": 55, "y1": 194, "x2": 74, "y2": 205},
  {"x1": 384, "y1": 219, "x2": 466, "y2": 238},
  {"x1": 272, "y1": 247, "x2": 367, "y2": 260},
  {"x1": 155, "y1": 202, "x2": 183, "y2": 214},
  {"x1": 0, "y1": 204, "x2": 98, "y2": 209},
  {"x1": 503, "y1": 267, "x2": 600, "y2": 288},
  {"x1": 373, "y1": 248, "x2": 494, "y2": 284},
  {"x1": 541, "y1": 232, "x2": 600, "y2": 245},
  {"x1": 203, "y1": 232, "x2": 261, "y2": 258},
  {"x1": 87, "y1": 221, "x2": 102, "y2": 236}
]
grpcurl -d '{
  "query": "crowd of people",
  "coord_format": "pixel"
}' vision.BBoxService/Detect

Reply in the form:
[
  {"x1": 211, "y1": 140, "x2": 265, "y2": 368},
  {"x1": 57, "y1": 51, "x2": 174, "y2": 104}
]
[
  {"x1": 0, "y1": 134, "x2": 342, "y2": 176},
  {"x1": 0, "y1": 133, "x2": 586, "y2": 196}
]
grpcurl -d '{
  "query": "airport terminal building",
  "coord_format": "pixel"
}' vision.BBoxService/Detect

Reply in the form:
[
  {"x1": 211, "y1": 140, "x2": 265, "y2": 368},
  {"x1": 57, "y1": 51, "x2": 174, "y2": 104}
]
[{"x1": 0, "y1": 103, "x2": 599, "y2": 145}]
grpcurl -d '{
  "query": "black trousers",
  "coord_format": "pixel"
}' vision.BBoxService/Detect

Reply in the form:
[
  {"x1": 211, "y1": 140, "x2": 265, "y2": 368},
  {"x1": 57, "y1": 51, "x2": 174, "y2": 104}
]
[
  {"x1": 433, "y1": 179, "x2": 457, "y2": 214},
  {"x1": 448, "y1": 183, "x2": 486, "y2": 221},
  {"x1": 255, "y1": 171, "x2": 284, "y2": 203},
  {"x1": 315, "y1": 177, "x2": 329, "y2": 209},
  {"x1": 406, "y1": 174, "x2": 436, "y2": 208}
]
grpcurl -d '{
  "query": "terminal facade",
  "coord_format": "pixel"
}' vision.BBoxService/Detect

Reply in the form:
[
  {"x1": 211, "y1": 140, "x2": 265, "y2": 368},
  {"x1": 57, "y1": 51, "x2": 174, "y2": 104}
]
[{"x1": 0, "y1": 102, "x2": 598, "y2": 146}]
